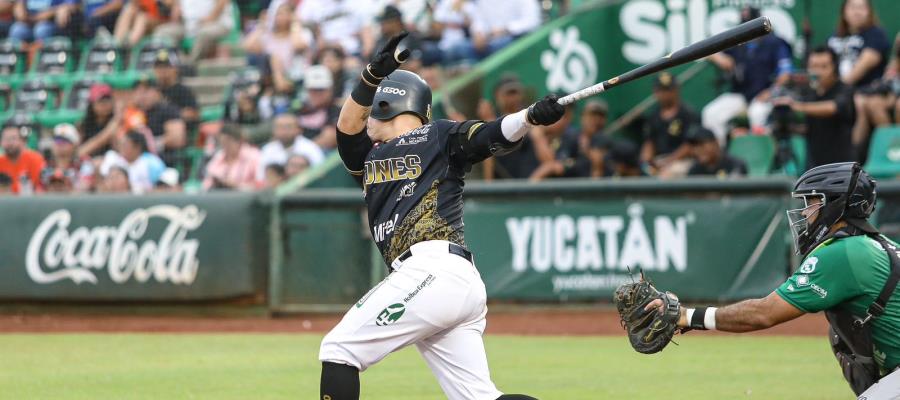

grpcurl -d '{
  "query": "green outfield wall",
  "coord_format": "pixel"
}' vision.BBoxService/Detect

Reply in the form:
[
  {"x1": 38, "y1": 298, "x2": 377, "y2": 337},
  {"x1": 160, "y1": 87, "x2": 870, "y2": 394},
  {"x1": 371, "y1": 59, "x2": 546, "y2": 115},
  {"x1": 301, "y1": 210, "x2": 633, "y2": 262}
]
[
  {"x1": 0, "y1": 192, "x2": 269, "y2": 301},
  {"x1": 3, "y1": 180, "x2": 900, "y2": 308}
]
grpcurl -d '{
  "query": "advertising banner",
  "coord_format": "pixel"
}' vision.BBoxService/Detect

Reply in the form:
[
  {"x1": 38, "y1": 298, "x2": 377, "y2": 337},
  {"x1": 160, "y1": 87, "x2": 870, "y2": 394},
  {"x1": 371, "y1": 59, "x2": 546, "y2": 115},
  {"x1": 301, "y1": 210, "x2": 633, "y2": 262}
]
[
  {"x1": 0, "y1": 193, "x2": 267, "y2": 301},
  {"x1": 464, "y1": 197, "x2": 791, "y2": 301}
]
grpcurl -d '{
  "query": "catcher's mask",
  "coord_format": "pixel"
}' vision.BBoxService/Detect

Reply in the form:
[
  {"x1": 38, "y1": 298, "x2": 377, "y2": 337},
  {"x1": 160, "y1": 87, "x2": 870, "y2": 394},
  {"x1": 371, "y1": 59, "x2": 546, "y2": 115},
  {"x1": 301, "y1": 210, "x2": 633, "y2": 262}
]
[
  {"x1": 787, "y1": 162, "x2": 877, "y2": 256},
  {"x1": 371, "y1": 70, "x2": 432, "y2": 124}
]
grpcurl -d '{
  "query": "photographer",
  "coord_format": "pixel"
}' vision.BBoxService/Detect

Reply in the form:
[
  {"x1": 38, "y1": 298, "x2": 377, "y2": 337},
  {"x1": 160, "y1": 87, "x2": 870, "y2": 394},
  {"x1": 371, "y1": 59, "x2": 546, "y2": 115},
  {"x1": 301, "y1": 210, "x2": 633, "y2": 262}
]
[{"x1": 773, "y1": 46, "x2": 856, "y2": 169}]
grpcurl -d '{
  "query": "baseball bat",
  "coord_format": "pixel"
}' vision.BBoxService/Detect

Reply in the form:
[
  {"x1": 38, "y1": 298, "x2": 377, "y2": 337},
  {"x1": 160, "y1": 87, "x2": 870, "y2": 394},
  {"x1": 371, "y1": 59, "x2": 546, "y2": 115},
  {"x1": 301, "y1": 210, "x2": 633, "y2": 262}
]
[{"x1": 557, "y1": 16, "x2": 773, "y2": 105}]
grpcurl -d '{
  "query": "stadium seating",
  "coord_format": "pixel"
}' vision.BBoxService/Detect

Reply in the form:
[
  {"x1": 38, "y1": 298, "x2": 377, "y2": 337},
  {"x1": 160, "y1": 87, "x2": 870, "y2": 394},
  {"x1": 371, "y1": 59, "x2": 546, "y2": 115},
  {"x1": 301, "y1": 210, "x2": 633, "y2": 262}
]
[
  {"x1": 728, "y1": 135, "x2": 775, "y2": 177},
  {"x1": 77, "y1": 36, "x2": 124, "y2": 82},
  {"x1": 105, "y1": 38, "x2": 179, "y2": 89},
  {"x1": 27, "y1": 37, "x2": 76, "y2": 87},
  {"x1": 0, "y1": 39, "x2": 27, "y2": 89},
  {"x1": 37, "y1": 78, "x2": 98, "y2": 127},
  {"x1": 864, "y1": 125, "x2": 900, "y2": 179}
]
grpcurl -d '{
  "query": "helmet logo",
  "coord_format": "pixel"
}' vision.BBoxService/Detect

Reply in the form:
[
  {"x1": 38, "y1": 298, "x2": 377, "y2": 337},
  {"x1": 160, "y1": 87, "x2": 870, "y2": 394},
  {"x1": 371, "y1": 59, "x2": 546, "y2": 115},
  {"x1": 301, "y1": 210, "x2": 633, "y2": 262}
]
[
  {"x1": 378, "y1": 86, "x2": 407, "y2": 96},
  {"x1": 425, "y1": 104, "x2": 432, "y2": 121}
]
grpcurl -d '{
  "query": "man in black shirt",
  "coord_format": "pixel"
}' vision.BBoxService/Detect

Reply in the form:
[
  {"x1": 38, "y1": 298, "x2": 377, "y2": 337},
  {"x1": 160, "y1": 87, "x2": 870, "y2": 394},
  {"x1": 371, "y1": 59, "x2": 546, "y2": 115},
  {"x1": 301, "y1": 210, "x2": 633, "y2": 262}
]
[
  {"x1": 640, "y1": 72, "x2": 701, "y2": 176},
  {"x1": 685, "y1": 126, "x2": 747, "y2": 177},
  {"x1": 134, "y1": 76, "x2": 187, "y2": 166},
  {"x1": 773, "y1": 46, "x2": 856, "y2": 168},
  {"x1": 152, "y1": 49, "x2": 199, "y2": 125}
]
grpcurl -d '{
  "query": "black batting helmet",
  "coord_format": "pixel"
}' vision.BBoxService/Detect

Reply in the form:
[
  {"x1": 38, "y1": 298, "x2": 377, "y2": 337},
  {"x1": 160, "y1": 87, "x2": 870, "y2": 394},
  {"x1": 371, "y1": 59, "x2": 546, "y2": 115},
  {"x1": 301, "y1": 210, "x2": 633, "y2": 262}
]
[
  {"x1": 371, "y1": 70, "x2": 432, "y2": 124},
  {"x1": 787, "y1": 162, "x2": 877, "y2": 255}
]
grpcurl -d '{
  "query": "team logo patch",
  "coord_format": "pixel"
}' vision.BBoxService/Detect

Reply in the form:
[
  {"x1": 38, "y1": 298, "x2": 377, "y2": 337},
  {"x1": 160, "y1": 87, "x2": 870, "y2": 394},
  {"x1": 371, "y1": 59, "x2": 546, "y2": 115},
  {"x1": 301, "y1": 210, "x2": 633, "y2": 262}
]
[
  {"x1": 796, "y1": 275, "x2": 810, "y2": 287},
  {"x1": 375, "y1": 303, "x2": 406, "y2": 326},
  {"x1": 397, "y1": 182, "x2": 416, "y2": 201},
  {"x1": 799, "y1": 257, "x2": 818, "y2": 273}
]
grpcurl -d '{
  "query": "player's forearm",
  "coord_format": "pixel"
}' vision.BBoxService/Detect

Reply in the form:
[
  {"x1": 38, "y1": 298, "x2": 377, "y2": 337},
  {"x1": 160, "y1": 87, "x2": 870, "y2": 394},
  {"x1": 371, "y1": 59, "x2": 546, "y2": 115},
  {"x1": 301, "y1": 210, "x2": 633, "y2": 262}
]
[
  {"x1": 500, "y1": 109, "x2": 531, "y2": 142},
  {"x1": 337, "y1": 97, "x2": 370, "y2": 136},
  {"x1": 711, "y1": 299, "x2": 779, "y2": 332}
]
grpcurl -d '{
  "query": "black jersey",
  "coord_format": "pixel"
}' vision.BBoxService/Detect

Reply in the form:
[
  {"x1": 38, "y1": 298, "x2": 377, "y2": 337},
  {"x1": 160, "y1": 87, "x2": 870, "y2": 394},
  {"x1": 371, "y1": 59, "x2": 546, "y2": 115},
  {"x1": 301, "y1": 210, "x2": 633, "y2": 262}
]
[{"x1": 338, "y1": 118, "x2": 516, "y2": 266}]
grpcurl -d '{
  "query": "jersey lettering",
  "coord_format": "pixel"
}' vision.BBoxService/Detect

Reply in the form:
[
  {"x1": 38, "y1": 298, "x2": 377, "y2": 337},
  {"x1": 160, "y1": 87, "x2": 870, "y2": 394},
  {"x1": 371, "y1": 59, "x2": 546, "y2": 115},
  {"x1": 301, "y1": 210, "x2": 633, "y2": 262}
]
[{"x1": 364, "y1": 155, "x2": 423, "y2": 186}]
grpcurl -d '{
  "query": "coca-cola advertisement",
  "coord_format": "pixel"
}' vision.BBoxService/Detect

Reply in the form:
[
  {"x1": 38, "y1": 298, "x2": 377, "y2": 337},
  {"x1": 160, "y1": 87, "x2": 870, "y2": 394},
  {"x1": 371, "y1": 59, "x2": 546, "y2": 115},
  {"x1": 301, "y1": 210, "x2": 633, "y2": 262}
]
[{"x1": 0, "y1": 194, "x2": 266, "y2": 301}]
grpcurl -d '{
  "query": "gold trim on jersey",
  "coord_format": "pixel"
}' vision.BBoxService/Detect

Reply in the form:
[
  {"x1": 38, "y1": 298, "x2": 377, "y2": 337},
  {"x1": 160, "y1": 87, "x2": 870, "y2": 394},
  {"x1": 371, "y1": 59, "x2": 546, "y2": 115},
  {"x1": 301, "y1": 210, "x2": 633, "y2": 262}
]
[{"x1": 384, "y1": 181, "x2": 465, "y2": 266}]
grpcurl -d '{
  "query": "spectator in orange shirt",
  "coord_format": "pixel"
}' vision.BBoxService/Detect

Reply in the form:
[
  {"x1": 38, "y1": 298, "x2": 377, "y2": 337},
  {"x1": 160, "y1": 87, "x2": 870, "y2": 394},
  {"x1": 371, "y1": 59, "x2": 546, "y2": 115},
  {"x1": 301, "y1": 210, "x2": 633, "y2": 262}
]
[{"x1": 0, "y1": 122, "x2": 46, "y2": 194}]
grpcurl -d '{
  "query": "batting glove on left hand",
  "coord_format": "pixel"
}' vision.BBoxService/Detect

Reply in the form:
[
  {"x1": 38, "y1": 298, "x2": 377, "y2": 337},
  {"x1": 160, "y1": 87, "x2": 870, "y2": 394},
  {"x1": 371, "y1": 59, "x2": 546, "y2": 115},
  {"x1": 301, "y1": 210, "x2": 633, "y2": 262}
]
[
  {"x1": 366, "y1": 31, "x2": 411, "y2": 80},
  {"x1": 527, "y1": 95, "x2": 566, "y2": 126}
]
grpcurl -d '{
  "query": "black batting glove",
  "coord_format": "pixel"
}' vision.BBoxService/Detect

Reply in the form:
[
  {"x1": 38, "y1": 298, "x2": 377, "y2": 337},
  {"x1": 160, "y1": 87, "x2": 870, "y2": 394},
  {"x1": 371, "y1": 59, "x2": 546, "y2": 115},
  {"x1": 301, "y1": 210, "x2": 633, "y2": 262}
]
[
  {"x1": 353, "y1": 32, "x2": 411, "y2": 107},
  {"x1": 527, "y1": 95, "x2": 566, "y2": 126},
  {"x1": 365, "y1": 31, "x2": 411, "y2": 82}
]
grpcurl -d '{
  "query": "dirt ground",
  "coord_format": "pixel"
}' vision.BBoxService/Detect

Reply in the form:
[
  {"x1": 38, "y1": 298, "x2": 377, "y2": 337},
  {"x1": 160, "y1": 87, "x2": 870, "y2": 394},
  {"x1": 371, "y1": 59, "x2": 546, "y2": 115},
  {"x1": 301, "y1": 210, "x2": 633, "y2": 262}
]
[{"x1": 0, "y1": 309, "x2": 829, "y2": 336}]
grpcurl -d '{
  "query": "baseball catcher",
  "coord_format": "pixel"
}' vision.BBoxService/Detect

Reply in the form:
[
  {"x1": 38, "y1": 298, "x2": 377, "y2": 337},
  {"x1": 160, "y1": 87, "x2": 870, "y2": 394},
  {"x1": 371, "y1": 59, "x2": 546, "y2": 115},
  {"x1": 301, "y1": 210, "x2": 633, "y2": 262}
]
[
  {"x1": 318, "y1": 31, "x2": 564, "y2": 400},
  {"x1": 616, "y1": 162, "x2": 900, "y2": 399}
]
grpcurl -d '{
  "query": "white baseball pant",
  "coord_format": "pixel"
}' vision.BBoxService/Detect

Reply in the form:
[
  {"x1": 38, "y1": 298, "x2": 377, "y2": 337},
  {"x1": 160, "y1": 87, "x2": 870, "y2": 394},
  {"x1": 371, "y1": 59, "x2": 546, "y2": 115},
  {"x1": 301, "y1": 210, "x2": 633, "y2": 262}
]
[{"x1": 319, "y1": 240, "x2": 504, "y2": 400}]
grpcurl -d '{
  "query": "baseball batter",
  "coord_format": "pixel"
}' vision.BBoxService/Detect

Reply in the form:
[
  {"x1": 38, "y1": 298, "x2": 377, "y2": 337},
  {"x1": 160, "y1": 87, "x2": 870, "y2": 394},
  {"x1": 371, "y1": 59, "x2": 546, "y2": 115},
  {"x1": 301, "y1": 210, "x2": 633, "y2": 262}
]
[{"x1": 318, "y1": 32, "x2": 565, "y2": 400}]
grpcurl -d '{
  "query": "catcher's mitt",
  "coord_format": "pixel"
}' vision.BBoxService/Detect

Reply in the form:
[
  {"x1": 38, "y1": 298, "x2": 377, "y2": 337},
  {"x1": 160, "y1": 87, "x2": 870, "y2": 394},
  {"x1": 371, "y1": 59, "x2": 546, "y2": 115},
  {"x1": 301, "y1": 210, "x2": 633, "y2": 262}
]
[{"x1": 614, "y1": 277, "x2": 681, "y2": 354}]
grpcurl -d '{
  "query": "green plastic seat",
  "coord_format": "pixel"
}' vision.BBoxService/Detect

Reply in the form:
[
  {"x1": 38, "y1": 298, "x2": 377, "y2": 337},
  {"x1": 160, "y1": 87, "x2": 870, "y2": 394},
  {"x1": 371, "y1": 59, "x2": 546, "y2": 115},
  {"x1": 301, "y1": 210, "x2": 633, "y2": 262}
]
[
  {"x1": 728, "y1": 135, "x2": 775, "y2": 177},
  {"x1": 864, "y1": 126, "x2": 900, "y2": 179},
  {"x1": 0, "y1": 39, "x2": 28, "y2": 89},
  {"x1": 105, "y1": 37, "x2": 177, "y2": 89},
  {"x1": 36, "y1": 79, "x2": 97, "y2": 127},
  {"x1": 27, "y1": 37, "x2": 77, "y2": 87},
  {"x1": 75, "y1": 36, "x2": 124, "y2": 82}
]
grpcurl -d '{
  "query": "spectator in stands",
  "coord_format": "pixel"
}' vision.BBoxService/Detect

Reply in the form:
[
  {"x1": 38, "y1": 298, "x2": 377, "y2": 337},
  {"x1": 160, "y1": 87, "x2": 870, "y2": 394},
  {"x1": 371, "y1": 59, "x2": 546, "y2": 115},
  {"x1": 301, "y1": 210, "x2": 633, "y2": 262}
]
[
  {"x1": 855, "y1": 39, "x2": 900, "y2": 163},
  {"x1": 242, "y1": 1, "x2": 310, "y2": 94},
  {"x1": 641, "y1": 72, "x2": 700, "y2": 177},
  {"x1": 0, "y1": 120, "x2": 45, "y2": 194},
  {"x1": 153, "y1": 0, "x2": 234, "y2": 63},
  {"x1": 479, "y1": 75, "x2": 548, "y2": 181},
  {"x1": 153, "y1": 167, "x2": 179, "y2": 191},
  {"x1": 113, "y1": 0, "x2": 172, "y2": 48},
  {"x1": 0, "y1": 1, "x2": 13, "y2": 38},
  {"x1": 263, "y1": 162, "x2": 285, "y2": 188},
  {"x1": 152, "y1": 48, "x2": 199, "y2": 125},
  {"x1": 773, "y1": 46, "x2": 856, "y2": 169},
  {"x1": 42, "y1": 167, "x2": 74, "y2": 192},
  {"x1": 374, "y1": 5, "x2": 423, "y2": 71},
  {"x1": 297, "y1": 0, "x2": 373, "y2": 59},
  {"x1": 9, "y1": 0, "x2": 69, "y2": 42},
  {"x1": 79, "y1": 83, "x2": 122, "y2": 158},
  {"x1": 203, "y1": 124, "x2": 260, "y2": 191},
  {"x1": 257, "y1": 113, "x2": 325, "y2": 181},
  {"x1": 0, "y1": 172, "x2": 12, "y2": 194},
  {"x1": 703, "y1": 6, "x2": 792, "y2": 141},
  {"x1": 315, "y1": 45, "x2": 354, "y2": 103},
  {"x1": 533, "y1": 99, "x2": 612, "y2": 179},
  {"x1": 47, "y1": 123, "x2": 91, "y2": 191},
  {"x1": 607, "y1": 140, "x2": 646, "y2": 178},
  {"x1": 829, "y1": 0, "x2": 890, "y2": 88},
  {"x1": 133, "y1": 76, "x2": 187, "y2": 165},
  {"x1": 99, "y1": 131, "x2": 165, "y2": 193},
  {"x1": 97, "y1": 165, "x2": 130, "y2": 192},
  {"x1": 529, "y1": 102, "x2": 576, "y2": 181},
  {"x1": 431, "y1": 0, "x2": 475, "y2": 65},
  {"x1": 295, "y1": 65, "x2": 339, "y2": 149},
  {"x1": 829, "y1": 0, "x2": 891, "y2": 161},
  {"x1": 459, "y1": 0, "x2": 540, "y2": 61},
  {"x1": 72, "y1": 0, "x2": 122, "y2": 37},
  {"x1": 284, "y1": 153, "x2": 309, "y2": 178},
  {"x1": 685, "y1": 126, "x2": 747, "y2": 178}
]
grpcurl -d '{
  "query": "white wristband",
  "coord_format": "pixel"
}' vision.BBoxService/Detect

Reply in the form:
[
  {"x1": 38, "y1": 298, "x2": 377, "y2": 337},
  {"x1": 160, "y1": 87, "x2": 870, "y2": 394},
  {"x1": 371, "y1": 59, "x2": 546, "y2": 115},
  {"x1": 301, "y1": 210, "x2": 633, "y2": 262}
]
[
  {"x1": 705, "y1": 307, "x2": 718, "y2": 330},
  {"x1": 499, "y1": 109, "x2": 530, "y2": 142}
]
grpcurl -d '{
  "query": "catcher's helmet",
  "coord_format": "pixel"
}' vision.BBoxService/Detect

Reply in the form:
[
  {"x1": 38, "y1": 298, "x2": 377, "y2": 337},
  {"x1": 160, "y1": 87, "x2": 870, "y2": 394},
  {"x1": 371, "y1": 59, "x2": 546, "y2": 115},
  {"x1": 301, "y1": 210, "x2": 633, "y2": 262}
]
[
  {"x1": 787, "y1": 162, "x2": 877, "y2": 255},
  {"x1": 371, "y1": 70, "x2": 432, "y2": 124}
]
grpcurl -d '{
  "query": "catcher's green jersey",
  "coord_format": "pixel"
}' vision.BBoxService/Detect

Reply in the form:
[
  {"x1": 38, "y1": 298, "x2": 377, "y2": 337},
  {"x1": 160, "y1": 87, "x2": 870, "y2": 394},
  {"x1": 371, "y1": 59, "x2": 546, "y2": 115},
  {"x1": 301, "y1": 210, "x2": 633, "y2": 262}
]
[{"x1": 776, "y1": 235, "x2": 900, "y2": 373}]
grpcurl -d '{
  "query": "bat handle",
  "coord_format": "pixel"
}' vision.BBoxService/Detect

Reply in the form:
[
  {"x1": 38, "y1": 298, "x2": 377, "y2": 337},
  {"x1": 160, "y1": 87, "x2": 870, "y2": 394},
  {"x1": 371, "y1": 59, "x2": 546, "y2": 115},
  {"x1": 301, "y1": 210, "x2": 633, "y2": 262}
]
[{"x1": 557, "y1": 82, "x2": 607, "y2": 105}]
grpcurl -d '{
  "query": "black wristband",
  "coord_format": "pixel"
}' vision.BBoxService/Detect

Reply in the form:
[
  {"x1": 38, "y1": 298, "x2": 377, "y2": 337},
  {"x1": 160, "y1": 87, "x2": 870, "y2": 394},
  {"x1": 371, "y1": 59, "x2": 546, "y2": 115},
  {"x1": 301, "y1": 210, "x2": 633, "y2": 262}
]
[
  {"x1": 690, "y1": 307, "x2": 709, "y2": 330},
  {"x1": 350, "y1": 67, "x2": 384, "y2": 107}
]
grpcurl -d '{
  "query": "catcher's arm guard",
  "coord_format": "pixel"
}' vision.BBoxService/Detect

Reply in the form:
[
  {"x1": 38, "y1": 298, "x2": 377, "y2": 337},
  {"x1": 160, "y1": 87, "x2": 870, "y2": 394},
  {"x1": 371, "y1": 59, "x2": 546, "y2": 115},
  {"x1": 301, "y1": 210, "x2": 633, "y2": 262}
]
[{"x1": 614, "y1": 279, "x2": 682, "y2": 354}]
